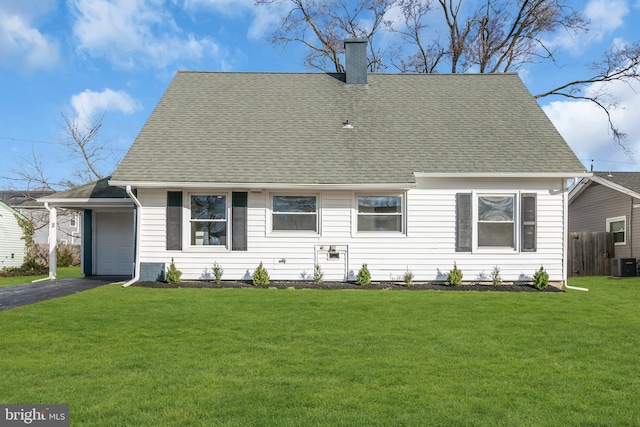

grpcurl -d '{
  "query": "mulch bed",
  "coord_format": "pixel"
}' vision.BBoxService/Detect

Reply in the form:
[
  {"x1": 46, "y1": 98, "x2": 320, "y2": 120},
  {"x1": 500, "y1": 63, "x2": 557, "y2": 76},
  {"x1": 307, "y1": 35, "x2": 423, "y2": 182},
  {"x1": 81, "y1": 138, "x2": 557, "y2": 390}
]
[{"x1": 133, "y1": 281, "x2": 564, "y2": 292}]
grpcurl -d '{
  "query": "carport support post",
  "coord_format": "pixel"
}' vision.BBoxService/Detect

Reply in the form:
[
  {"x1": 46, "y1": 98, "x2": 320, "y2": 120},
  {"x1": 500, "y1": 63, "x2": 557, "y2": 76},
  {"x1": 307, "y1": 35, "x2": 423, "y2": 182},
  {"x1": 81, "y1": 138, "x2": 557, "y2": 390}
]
[{"x1": 45, "y1": 202, "x2": 57, "y2": 280}]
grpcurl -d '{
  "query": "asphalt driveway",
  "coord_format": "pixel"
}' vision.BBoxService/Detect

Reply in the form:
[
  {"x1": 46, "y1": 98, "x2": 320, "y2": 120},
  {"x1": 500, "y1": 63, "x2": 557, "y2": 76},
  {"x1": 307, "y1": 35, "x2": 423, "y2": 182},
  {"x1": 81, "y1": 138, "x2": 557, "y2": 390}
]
[{"x1": 0, "y1": 276, "x2": 129, "y2": 311}]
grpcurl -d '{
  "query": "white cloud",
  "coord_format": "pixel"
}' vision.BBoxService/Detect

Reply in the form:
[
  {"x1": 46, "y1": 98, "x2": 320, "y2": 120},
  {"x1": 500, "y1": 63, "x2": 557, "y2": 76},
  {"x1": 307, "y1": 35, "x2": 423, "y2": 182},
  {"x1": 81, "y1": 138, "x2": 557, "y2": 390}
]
[
  {"x1": 0, "y1": 7, "x2": 60, "y2": 71},
  {"x1": 543, "y1": 78, "x2": 640, "y2": 171},
  {"x1": 70, "y1": 0, "x2": 220, "y2": 69},
  {"x1": 183, "y1": 0, "x2": 254, "y2": 13},
  {"x1": 182, "y1": 0, "x2": 283, "y2": 40},
  {"x1": 247, "y1": 6, "x2": 286, "y2": 40},
  {"x1": 543, "y1": 0, "x2": 629, "y2": 54},
  {"x1": 1, "y1": 0, "x2": 57, "y2": 19},
  {"x1": 585, "y1": 0, "x2": 629, "y2": 39},
  {"x1": 70, "y1": 88, "x2": 142, "y2": 123}
]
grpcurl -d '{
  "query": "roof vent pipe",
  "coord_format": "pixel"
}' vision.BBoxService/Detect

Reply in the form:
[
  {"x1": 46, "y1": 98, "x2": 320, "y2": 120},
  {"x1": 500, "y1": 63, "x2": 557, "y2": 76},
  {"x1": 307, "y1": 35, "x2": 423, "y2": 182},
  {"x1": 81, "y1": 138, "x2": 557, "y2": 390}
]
[{"x1": 344, "y1": 38, "x2": 368, "y2": 85}]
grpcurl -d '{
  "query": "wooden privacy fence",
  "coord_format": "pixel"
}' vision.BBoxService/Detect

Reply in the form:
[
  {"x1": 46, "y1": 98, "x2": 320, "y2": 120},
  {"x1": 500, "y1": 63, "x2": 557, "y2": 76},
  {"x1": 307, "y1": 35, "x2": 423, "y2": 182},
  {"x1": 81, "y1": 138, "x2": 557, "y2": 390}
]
[{"x1": 568, "y1": 232, "x2": 614, "y2": 277}]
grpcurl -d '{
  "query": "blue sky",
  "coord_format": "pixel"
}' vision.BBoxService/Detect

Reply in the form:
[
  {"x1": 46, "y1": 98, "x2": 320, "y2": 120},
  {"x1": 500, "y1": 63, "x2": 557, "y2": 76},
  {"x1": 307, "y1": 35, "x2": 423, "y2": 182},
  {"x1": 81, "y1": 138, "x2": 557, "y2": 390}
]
[{"x1": 1, "y1": 0, "x2": 640, "y2": 189}]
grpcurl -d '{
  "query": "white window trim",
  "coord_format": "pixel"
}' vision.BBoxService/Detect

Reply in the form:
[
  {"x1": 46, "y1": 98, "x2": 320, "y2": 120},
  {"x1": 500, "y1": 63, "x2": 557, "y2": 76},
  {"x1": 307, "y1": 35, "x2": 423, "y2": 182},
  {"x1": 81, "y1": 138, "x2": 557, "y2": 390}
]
[
  {"x1": 267, "y1": 192, "x2": 321, "y2": 236},
  {"x1": 606, "y1": 215, "x2": 627, "y2": 246},
  {"x1": 184, "y1": 192, "x2": 231, "y2": 251},
  {"x1": 352, "y1": 192, "x2": 407, "y2": 237},
  {"x1": 472, "y1": 191, "x2": 518, "y2": 253}
]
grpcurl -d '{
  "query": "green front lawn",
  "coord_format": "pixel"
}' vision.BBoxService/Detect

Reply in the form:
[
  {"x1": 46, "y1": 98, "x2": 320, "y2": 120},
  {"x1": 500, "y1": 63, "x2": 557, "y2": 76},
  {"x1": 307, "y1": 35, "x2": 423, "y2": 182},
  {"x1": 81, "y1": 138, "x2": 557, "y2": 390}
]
[
  {"x1": 1, "y1": 277, "x2": 639, "y2": 426},
  {"x1": 0, "y1": 266, "x2": 83, "y2": 287}
]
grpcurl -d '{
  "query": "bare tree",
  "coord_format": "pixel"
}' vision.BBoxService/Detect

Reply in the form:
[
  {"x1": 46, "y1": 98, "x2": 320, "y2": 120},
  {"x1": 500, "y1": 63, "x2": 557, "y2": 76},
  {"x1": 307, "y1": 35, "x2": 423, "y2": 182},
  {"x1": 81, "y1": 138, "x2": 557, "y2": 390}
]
[
  {"x1": 5, "y1": 111, "x2": 118, "y2": 192},
  {"x1": 2, "y1": 111, "x2": 116, "y2": 258},
  {"x1": 386, "y1": 0, "x2": 445, "y2": 73},
  {"x1": 258, "y1": 0, "x2": 640, "y2": 145},
  {"x1": 9, "y1": 147, "x2": 57, "y2": 191},
  {"x1": 256, "y1": 0, "x2": 395, "y2": 72},
  {"x1": 59, "y1": 111, "x2": 118, "y2": 186},
  {"x1": 534, "y1": 42, "x2": 640, "y2": 148}
]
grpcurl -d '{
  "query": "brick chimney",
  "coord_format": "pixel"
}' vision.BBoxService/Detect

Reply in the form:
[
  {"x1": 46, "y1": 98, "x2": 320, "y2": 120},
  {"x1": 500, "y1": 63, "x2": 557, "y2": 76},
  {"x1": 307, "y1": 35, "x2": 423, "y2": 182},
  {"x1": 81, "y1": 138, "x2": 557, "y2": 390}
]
[{"x1": 344, "y1": 38, "x2": 368, "y2": 85}]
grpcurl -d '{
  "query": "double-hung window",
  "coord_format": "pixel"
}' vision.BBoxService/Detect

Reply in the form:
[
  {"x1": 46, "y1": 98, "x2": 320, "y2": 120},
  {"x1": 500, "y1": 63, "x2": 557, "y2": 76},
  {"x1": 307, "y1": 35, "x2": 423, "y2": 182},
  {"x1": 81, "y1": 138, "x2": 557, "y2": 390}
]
[
  {"x1": 456, "y1": 192, "x2": 537, "y2": 252},
  {"x1": 477, "y1": 195, "x2": 515, "y2": 247},
  {"x1": 272, "y1": 195, "x2": 318, "y2": 232},
  {"x1": 606, "y1": 216, "x2": 626, "y2": 245},
  {"x1": 357, "y1": 195, "x2": 403, "y2": 233},
  {"x1": 190, "y1": 195, "x2": 227, "y2": 246}
]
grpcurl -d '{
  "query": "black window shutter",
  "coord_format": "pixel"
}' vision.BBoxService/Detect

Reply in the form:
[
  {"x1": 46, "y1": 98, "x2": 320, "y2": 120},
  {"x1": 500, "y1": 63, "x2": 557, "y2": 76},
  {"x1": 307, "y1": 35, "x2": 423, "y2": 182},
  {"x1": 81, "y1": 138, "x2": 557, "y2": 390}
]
[
  {"x1": 521, "y1": 193, "x2": 537, "y2": 252},
  {"x1": 232, "y1": 192, "x2": 248, "y2": 251},
  {"x1": 166, "y1": 191, "x2": 183, "y2": 250},
  {"x1": 456, "y1": 193, "x2": 472, "y2": 252}
]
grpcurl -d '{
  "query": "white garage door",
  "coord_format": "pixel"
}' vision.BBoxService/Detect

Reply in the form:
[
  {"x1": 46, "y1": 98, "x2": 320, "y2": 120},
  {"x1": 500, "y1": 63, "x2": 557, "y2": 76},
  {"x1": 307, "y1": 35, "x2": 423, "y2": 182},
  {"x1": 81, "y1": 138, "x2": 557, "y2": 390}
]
[{"x1": 95, "y1": 212, "x2": 134, "y2": 276}]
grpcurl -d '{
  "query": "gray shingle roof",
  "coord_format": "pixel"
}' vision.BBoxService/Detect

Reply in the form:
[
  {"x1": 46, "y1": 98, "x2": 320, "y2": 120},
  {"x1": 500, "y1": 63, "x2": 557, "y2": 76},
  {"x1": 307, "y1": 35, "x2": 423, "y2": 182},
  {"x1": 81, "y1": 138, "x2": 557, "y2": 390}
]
[
  {"x1": 593, "y1": 172, "x2": 640, "y2": 194},
  {"x1": 40, "y1": 177, "x2": 128, "y2": 200},
  {"x1": 0, "y1": 190, "x2": 53, "y2": 207},
  {"x1": 111, "y1": 71, "x2": 585, "y2": 185}
]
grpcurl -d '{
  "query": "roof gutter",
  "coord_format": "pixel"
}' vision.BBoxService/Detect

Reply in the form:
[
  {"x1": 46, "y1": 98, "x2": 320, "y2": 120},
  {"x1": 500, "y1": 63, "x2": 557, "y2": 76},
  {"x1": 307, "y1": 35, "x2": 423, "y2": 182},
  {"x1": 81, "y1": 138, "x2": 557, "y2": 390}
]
[
  {"x1": 108, "y1": 180, "x2": 414, "y2": 191},
  {"x1": 33, "y1": 202, "x2": 56, "y2": 282},
  {"x1": 37, "y1": 198, "x2": 133, "y2": 208},
  {"x1": 121, "y1": 185, "x2": 142, "y2": 288},
  {"x1": 413, "y1": 172, "x2": 593, "y2": 179}
]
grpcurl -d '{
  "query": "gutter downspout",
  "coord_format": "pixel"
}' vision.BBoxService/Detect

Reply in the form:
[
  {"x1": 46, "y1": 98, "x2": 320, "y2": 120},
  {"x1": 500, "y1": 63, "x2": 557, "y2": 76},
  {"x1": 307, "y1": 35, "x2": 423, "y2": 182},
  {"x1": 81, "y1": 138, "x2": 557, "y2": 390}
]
[
  {"x1": 563, "y1": 178, "x2": 588, "y2": 291},
  {"x1": 629, "y1": 197, "x2": 633, "y2": 265},
  {"x1": 33, "y1": 202, "x2": 57, "y2": 282},
  {"x1": 122, "y1": 185, "x2": 141, "y2": 288},
  {"x1": 564, "y1": 283, "x2": 588, "y2": 292}
]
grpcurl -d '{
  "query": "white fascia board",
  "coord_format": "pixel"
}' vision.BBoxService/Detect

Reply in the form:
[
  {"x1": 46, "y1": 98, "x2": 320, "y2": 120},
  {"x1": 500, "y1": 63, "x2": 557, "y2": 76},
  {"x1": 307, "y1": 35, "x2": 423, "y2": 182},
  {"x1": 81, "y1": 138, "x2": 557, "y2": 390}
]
[
  {"x1": 413, "y1": 172, "x2": 592, "y2": 179},
  {"x1": 108, "y1": 180, "x2": 415, "y2": 191},
  {"x1": 0, "y1": 200, "x2": 27, "y2": 220},
  {"x1": 37, "y1": 198, "x2": 134, "y2": 208},
  {"x1": 568, "y1": 177, "x2": 593, "y2": 203},
  {"x1": 589, "y1": 175, "x2": 640, "y2": 200}
]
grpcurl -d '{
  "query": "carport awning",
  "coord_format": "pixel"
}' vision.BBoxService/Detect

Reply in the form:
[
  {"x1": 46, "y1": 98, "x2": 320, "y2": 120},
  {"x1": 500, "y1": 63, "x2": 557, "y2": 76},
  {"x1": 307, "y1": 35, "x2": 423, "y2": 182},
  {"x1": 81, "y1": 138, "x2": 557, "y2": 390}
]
[{"x1": 37, "y1": 177, "x2": 133, "y2": 209}]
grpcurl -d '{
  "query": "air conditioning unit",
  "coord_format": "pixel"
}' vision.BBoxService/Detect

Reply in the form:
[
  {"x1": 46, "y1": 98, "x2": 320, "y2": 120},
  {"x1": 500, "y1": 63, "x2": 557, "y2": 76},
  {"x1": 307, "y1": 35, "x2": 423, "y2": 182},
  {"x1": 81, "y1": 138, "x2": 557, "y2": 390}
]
[{"x1": 611, "y1": 258, "x2": 636, "y2": 277}]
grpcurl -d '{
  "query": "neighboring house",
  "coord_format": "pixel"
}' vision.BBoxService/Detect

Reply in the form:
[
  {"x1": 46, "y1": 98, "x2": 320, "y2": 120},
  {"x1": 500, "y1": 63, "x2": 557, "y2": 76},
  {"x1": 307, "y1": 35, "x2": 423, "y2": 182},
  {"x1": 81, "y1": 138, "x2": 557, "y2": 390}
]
[
  {"x1": 0, "y1": 200, "x2": 27, "y2": 269},
  {"x1": 42, "y1": 39, "x2": 588, "y2": 284},
  {"x1": 0, "y1": 190, "x2": 81, "y2": 245},
  {"x1": 569, "y1": 171, "x2": 640, "y2": 260}
]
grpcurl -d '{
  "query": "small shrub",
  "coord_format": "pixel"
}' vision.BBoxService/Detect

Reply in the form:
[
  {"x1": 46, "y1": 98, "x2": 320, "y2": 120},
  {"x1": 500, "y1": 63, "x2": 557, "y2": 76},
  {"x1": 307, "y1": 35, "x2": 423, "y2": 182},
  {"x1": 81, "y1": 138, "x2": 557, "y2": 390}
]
[
  {"x1": 491, "y1": 266, "x2": 502, "y2": 285},
  {"x1": 212, "y1": 262, "x2": 223, "y2": 284},
  {"x1": 166, "y1": 258, "x2": 182, "y2": 284},
  {"x1": 313, "y1": 263, "x2": 324, "y2": 285},
  {"x1": 356, "y1": 263, "x2": 371, "y2": 286},
  {"x1": 0, "y1": 258, "x2": 47, "y2": 278},
  {"x1": 446, "y1": 262, "x2": 463, "y2": 286},
  {"x1": 403, "y1": 269, "x2": 414, "y2": 286},
  {"x1": 0, "y1": 262, "x2": 48, "y2": 278},
  {"x1": 533, "y1": 266, "x2": 549, "y2": 290},
  {"x1": 253, "y1": 262, "x2": 270, "y2": 286},
  {"x1": 57, "y1": 244, "x2": 75, "y2": 267}
]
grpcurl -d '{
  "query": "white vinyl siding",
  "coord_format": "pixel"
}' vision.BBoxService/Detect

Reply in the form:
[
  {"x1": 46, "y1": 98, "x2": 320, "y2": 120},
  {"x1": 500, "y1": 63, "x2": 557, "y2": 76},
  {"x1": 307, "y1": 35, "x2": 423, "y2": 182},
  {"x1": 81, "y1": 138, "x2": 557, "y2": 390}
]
[
  {"x1": 134, "y1": 178, "x2": 567, "y2": 283},
  {"x1": 0, "y1": 204, "x2": 26, "y2": 268}
]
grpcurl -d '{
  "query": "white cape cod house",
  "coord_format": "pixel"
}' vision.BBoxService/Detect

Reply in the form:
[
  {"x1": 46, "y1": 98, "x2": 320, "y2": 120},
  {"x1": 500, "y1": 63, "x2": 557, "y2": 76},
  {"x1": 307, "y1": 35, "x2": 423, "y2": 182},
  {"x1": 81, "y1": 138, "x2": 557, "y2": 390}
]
[{"x1": 42, "y1": 39, "x2": 588, "y2": 286}]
